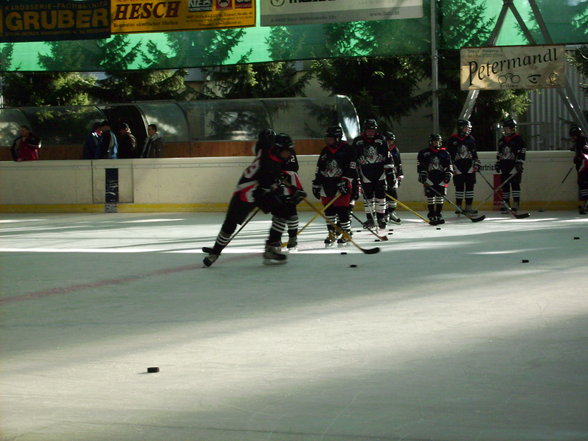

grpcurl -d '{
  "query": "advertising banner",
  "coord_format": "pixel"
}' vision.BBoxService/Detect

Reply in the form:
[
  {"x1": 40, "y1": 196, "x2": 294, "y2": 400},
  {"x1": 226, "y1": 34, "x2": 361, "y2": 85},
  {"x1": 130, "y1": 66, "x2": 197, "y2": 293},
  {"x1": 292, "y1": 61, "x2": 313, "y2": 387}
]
[
  {"x1": 260, "y1": 0, "x2": 422, "y2": 27},
  {"x1": 110, "y1": 0, "x2": 255, "y2": 34},
  {"x1": 0, "y1": 0, "x2": 110, "y2": 43},
  {"x1": 460, "y1": 45, "x2": 566, "y2": 90}
]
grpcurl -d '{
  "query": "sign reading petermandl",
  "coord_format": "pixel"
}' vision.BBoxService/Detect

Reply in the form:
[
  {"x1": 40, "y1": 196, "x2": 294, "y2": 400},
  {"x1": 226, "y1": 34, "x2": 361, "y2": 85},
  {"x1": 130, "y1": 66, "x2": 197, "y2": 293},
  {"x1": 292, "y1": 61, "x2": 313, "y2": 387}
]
[
  {"x1": 260, "y1": 0, "x2": 422, "y2": 27},
  {"x1": 460, "y1": 45, "x2": 566, "y2": 91}
]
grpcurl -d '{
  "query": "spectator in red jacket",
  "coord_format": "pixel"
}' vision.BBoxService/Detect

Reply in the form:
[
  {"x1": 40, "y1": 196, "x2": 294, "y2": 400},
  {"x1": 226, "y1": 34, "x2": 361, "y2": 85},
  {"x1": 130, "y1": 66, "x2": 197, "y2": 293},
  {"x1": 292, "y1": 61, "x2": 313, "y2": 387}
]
[{"x1": 11, "y1": 125, "x2": 41, "y2": 161}]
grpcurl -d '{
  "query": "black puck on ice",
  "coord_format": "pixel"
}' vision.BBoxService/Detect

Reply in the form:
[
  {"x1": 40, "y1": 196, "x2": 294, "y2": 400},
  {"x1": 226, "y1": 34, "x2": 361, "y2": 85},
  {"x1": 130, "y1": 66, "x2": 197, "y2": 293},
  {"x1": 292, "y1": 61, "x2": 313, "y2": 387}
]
[
  {"x1": 436, "y1": 227, "x2": 441, "y2": 230},
  {"x1": 349, "y1": 264, "x2": 357, "y2": 268},
  {"x1": 147, "y1": 367, "x2": 160, "y2": 373},
  {"x1": 389, "y1": 229, "x2": 394, "y2": 232},
  {"x1": 522, "y1": 259, "x2": 529, "y2": 263},
  {"x1": 574, "y1": 237, "x2": 580, "y2": 240},
  {"x1": 340, "y1": 251, "x2": 347, "y2": 255},
  {"x1": 356, "y1": 230, "x2": 362, "y2": 233},
  {"x1": 375, "y1": 239, "x2": 380, "y2": 242}
]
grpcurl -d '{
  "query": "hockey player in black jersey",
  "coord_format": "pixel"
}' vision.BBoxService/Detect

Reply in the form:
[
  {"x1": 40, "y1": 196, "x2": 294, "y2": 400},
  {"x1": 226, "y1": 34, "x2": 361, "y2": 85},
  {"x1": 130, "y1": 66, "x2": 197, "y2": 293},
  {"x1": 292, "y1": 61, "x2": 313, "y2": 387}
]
[
  {"x1": 279, "y1": 133, "x2": 303, "y2": 251},
  {"x1": 570, "y1": 126, "x2": 588, "y2": 214},
  {"x1": 353, "y1": 119, "x2": 395, "y2": 230},
  {"x1": 496, "y1": 118, "x2": 526, "y2": 213},
  {"x1": 313, "y1": 126, "x2": 357, "y2": 246},
  {"x1": 417, "y1": 134, "x2": 454, "y2": 225},
  {"x1": 447, "y1": 119, "x2": 481, "y2": 214},
  {"x1": 383, "y1": 131, "x2": 403, "y2": 224},
  {"x1": 203, "y1": 131, "x2": 306, "y2": 266}
]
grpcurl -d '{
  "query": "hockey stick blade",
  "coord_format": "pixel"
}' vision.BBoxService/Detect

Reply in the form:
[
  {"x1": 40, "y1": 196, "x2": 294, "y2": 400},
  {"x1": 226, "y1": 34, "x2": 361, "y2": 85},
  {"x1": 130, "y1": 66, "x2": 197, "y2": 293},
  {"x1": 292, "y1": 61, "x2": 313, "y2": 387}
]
[
  {"x1": 514, "y1": 212, "x2": 530, "y2": 219},
  {"x1": 469, "y1": 214, "x2": 486, "y2": 222},
  {"x1": 362, "y1": 247, "x2": 381, "y2": 254}
]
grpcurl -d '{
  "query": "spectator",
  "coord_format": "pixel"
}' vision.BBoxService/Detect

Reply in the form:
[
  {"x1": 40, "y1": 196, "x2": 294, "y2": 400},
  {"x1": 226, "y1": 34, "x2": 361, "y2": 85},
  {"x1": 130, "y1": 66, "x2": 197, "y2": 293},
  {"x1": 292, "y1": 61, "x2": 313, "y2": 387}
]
[
  {"x1": 99, "y1": 121, "x2": 118, "y2": 159},
  {"x1": 11, "y1": 125, "x2": 41, "y2": 162},
  {"x1": 117, "y1": 122, "x2": 138, "y2": 158},
  {"x1": 141, "y1": 124, "x2": 164, "y2": 158},
  {"x1": 82, "y1": 121, "x2": 103, "y2": 159}
]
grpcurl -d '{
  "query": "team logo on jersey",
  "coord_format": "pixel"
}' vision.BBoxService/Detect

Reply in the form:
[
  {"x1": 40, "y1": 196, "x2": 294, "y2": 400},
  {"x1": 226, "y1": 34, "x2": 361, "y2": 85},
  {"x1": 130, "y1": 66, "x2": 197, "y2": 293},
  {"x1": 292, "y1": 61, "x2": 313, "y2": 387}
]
[
  {"x1": 362, "y1": 146, "x2": 383, "y2": 164},
  {"x1": 430, "y1": 156, "x2": 442, "y2": 171},
  {"x1": 324, "y1": 159, "x2": 342, "y2": 178},
  {"x1": 457, "y1": 145, "x2": 471, "y2": 159},
  {"x1": 501, "y1": 146, "x2": 514, "y2": 160}
]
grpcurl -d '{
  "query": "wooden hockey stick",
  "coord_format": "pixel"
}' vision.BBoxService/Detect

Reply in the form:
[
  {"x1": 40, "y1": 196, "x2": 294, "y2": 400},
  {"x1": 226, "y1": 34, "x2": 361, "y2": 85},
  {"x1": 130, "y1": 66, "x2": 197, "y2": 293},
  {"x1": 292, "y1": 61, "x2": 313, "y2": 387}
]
[
  {"x1": 477, "y1": 171, "x2": 530, "y2": 219},
  {"x1": 385, "y1": 193, "x2": 430, "y2": 224},
  {"x1": 473, "y1": 171, "x2": 519, "y2": 213}
]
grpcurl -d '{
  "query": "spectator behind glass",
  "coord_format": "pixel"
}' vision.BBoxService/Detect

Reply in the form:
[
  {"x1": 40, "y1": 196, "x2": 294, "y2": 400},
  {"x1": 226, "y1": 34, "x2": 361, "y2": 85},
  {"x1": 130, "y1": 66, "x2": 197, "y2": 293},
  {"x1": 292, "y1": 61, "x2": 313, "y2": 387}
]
[
  {"x1": 11, "y1": 125, "x2": 41, "y2": 162},
  {"x1": 141, "y1": 124, "x2": 164, "y2": 158},
  {"x1": 99, "y1": 121, "x2": 118, "y2": 159},
  {"x1": 117, "y1": 122, "x2": 138, "y2": 158},
  {"x1": 82, "y1": 121, "x2": 103, "y2": 159}
]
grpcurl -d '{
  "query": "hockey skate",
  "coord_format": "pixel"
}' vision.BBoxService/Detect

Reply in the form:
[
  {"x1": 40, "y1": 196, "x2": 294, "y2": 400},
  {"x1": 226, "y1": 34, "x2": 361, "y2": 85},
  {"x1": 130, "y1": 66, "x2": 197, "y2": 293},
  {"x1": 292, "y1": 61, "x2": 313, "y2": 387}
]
[
  {"x1": 579, "y1": 202, "x2": 587, "y2": 215},
  {"x1": 263, "y1": 242, "x2": 287, "y2": 265},
  {"x1": 363, "y1": 217, "x2": 376, "y2": 229},
  {"x1": 463, "y1": 205, "x2": 478, "y2": 214},
  {"x1": 388, "y1": 211, "x2": 401, "y2": 224},
  {"x1": 337, "y1": 232, "x2": 351, "y2": 247},
  {"x1": 324, "y1": 230, "x2": 338, "y2": 247},
  {"x1": 285, "y1": 236, "x2": 298, "y2": 252},
  {"x1": 203, "y1": 252, "x2": 219, "y2": 267}
]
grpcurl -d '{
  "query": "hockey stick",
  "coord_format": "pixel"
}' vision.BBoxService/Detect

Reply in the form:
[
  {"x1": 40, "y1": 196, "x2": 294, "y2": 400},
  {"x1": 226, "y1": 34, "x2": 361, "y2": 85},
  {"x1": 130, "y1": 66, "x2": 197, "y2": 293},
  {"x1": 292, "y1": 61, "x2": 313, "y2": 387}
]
[
  {"x1": 303, "y1": 198, "x2": 380, "y2": 254},
  {"x1": 473, "y1": 171, "x2": 518, "y2": 212},
  {"x1": 350, "y1": 211, "x2": 389, "y2": 241},
  {"x1": 356, "y1": 166, "x2": 379, "y2": 227},
  {"x1": 426, "y1": 185, "x2": 485, "y2": 222},
  {"x1": 385, "y1": 193, "x2": 430, "y2": 224},
  {"x1": 281, "y1": 192, "x2": 342, "y2": 247},
  {"x1": 476, "y1": 171, "x2": 530, "y2": 219},
  {"x1": 202, "y1": 207, "x2": 260, "y2": 266}
]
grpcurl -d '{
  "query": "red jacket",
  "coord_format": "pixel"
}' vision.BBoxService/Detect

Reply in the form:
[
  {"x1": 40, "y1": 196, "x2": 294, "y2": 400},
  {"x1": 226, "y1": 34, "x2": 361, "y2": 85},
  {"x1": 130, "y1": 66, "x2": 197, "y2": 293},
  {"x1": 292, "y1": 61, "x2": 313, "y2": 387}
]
[{"x1": 11, "y1": 135, "x2": 41, "y2": 161}]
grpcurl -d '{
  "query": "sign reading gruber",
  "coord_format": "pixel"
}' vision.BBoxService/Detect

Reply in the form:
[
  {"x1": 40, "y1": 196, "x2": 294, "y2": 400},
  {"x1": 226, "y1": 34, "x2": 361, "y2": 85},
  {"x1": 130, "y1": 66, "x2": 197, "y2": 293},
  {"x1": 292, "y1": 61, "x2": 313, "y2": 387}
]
[
  {"x1": 260, "y1": 0, "x2": 422, "y2": 27},
  {"x1": 460, "y1": 45, "x2": 566, "y2": 90},
  {"x1": 110, "y1": 0, "x2": 254, "y2": 34},
  {"x1": 0, "y1": 0, "x2": 110, "y2": 43}
]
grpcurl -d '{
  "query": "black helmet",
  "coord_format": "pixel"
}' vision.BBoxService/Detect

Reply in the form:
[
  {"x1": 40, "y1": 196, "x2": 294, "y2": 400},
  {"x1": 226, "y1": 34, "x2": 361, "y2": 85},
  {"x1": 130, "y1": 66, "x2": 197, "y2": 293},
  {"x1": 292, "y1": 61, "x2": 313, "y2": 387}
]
[
  {"x1": 457, "y1": 119, "x2": 472, "y2": 133},
  {"x1": 274, "y1": 133, "x2": 294, "y2": 152},
  {"x1": 570, "y1": 125, "x2": 583, "y2": 137},
  {"x1": 429, "y1": 133, "x2": 442, "y2": 144},
  {"x1": 383, "y1": 131, "x2": 396, "y2": 142},
  {"x1": 363, "y1": 119, "x2": 378, "y2": 131},
  {"x1": 325, "y1": 126, "x2": 343, "y2": 140},
  {"x1": 258, "y1": 128, "x2": 276, "y2": 143},
  {"x1": 501, "y1": 118, "x2": 517, "y2": 129}
]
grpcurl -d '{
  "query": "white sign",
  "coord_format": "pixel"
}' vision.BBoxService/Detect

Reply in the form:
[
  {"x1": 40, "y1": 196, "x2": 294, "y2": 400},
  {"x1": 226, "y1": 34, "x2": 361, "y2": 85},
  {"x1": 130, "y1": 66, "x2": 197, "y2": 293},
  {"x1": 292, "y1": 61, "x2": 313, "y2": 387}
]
[
  {"x1": 260, "y1": 0, "x2": 423, "y2": 27},
  {"x1": 460, "y1": 45, "x2": 566, "y2": 90}
]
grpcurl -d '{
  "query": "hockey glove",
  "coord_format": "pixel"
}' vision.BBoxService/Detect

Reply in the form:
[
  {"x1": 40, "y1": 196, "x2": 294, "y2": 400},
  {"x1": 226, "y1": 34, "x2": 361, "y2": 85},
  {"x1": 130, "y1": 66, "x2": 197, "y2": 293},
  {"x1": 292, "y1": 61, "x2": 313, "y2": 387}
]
[
  {"x1": 418, "y1": 171, "x2": 428, "y2": 184},
  {"x1": 397, "y1": 174, "x2": 404, "y2": 185},
  {"x1": 286, "y1": 190, "x2": 307, "y2": 205},
  {"x1": 515, "y1": 161, "x2": 524, "y2": 173},
  {"x1": 473, "y1": 161, "x2": 481, "y2": 172},
  {"x1": 256, "y1": 190, "x2": 283, "y2": 213},
  {"x1": 494, "y1": 162, "x2": 501, "y2": 174},
  {"x1": 337, "y1": 180, "x2": 350, "y2": 195},
  {"x1": 312, "y1": 184, "x2": 321, "y2": 199},
  {"x1": 444, "y1": 171, "x2": 452, "y2": 183}
]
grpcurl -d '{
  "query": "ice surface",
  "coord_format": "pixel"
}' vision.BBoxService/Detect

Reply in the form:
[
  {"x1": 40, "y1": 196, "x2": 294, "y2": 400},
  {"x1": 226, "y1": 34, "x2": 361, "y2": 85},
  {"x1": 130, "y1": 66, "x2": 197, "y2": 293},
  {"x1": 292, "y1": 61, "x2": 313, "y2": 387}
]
[{"x1": 1, "y1": 210, "x2": 587, "y2": 441}]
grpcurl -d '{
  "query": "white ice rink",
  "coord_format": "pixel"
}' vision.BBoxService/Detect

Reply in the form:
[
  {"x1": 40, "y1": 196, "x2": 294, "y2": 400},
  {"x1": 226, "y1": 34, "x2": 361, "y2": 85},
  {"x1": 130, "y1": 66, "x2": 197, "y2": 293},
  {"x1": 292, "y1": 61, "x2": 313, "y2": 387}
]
[{"x1": 1, "y1": 209, "x2": 587, "y2": 441}]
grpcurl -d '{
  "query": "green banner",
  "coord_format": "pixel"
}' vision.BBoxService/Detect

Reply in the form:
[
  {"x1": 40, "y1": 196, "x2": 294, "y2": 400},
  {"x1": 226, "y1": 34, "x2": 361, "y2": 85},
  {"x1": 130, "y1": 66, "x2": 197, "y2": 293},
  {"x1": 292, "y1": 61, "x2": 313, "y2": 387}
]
[{"x1": 0, "y1": 0, "x2": 586, "y2": 71}]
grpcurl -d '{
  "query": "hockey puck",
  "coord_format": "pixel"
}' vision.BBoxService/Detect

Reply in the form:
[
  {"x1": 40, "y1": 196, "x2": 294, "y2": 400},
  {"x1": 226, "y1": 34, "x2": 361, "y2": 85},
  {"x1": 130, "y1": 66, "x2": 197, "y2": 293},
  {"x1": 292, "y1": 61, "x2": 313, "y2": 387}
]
[
  {"x1": 389, "y1": 229, "x2": 394, "y2": 232},
  {"x1": 522, "y1": 259, "x2": 529, "y2": 263},
  {"x1": 375, "y1": 239, "x2": 380, "y2": 242},
  {"x1": 356, "y1": 230, "x2": 362, "y2": 233},
  {"x1": 436, "y1": 227, "x2": 441, "y2": 230},
  {"x1": 340, "y1": 252, "x2": 347, "y2": 255},
  {"x1": 574, "y1": 237, "x2": 580, "y2": 240},
  {"x1": 147, "y1": 367, "x2": 160, "y2": 373},
  {"x1": 349, "y1": 264, "x2": 357, "y2": 268}
]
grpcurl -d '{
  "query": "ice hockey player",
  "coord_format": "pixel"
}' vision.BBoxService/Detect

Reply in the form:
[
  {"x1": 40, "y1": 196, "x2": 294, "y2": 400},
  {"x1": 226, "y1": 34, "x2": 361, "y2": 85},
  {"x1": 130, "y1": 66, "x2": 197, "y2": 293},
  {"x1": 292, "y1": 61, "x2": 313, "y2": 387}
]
[
  {"x1": 569, "y1": 125, "x2": 588, "y2": 214},
  {"x1": 352, "y1": 119, "x2": 395, "y2": 230},
  {"x1": 383, "y1": 131, "x2": 403, "y2": 224},
  {"x1": 313, "y1": 126, "x2": 357, "y2": 247},
  {"x1": 279, "y1": 133, "x2": 303, "y2": 250},
  {"x1": 446, "y1": 119, "x2": 481, "y2": 214},
  {"x1": 496, "y1": 118, "x2": 526, "y2": 213},
  {"x1": 203, "y1": 130, "x2": 306, "y2": 266},
  {"x1": 417, "y1": 134, "x2": 454, "y2": 225}
]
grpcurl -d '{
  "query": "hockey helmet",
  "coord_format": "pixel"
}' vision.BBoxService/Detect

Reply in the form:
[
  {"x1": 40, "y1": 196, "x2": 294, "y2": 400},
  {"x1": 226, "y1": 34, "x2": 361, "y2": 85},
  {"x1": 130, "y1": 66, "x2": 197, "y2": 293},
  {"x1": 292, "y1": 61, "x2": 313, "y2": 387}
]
[
  {"x1": 569, "y1": 125, "x2": 583, "y2": 137},
  {"x1": 501, "y1": 118, "x2": 517, "y2": 129},
  {"x1": 258, "y1": 128, "x2": 276, "y2": 144},
  {"x1": 325, "y1": 125, "x2": 343, "y2": 140},
  {"x1": 383, "y1": 131, "x2": 396, "y2": 142},
  {"x1": 274, "y1": 133, "x2": 294, "y2": 152},
  {"x1": 429, "y1": 133, "x2": 442, "y2": 144},
  {"x1": 363, "y1": 119, "x2": 378, "y2": 131},
  {"x1": 457, "y1": 119, "x2": 472, "y2": 134}
]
